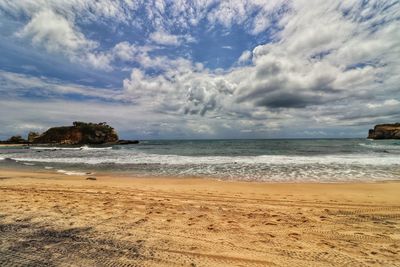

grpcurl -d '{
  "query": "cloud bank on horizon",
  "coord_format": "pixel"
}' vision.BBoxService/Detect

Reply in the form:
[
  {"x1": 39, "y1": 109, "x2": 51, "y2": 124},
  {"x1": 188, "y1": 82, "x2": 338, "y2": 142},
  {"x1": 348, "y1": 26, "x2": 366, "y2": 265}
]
[{"x1": 0, "y1": 0, "x2": 399, "y2": 139}]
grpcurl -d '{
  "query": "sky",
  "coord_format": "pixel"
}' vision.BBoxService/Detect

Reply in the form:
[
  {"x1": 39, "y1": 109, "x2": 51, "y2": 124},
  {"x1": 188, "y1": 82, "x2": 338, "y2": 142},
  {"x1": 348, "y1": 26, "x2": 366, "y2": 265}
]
[{"x1": 0, "y1": 0, "x2": 399, "y2": 139}]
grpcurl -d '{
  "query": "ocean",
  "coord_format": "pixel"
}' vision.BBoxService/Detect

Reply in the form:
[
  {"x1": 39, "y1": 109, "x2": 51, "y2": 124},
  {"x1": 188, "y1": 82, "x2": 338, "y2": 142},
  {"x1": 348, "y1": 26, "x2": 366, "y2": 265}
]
[{"x1": 1, "y1": 139, "x2": 399, "y2": 182}]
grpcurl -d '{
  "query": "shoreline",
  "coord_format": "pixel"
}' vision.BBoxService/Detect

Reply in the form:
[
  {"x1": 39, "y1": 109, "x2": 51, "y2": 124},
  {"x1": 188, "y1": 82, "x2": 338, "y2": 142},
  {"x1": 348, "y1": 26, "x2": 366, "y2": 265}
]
[
  {"x1": 2, "y1": 167, "x2": 400, "y2": 208},
  {"x1": 0, "y1": 143, "x2": 29, "y2": 147},
  {"x1": 2, "y1": 138, "x2": 400, "y2": 183},
  {"x1": 1, "y1": 165, "x2": 399, "y2": 184}
]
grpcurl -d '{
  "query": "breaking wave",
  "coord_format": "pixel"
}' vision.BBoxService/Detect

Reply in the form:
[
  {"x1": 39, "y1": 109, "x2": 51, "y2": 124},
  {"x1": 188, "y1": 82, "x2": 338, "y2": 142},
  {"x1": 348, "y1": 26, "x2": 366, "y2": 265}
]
[
  {"x1": 358, "y1": 142, "x2": 400, "y2": 151},
  {"x1": 29, "y1": 146, "x2": 113, "y2": 151},
  {"x1": 1, "y1": 139, "x2": 400, "y2": 182},
  {"x1": 6, "y1": 151, "x2": 399, "y2": 166},
  {"x1": 56, "y1": 170, "x2": 88, "y2": 176}
]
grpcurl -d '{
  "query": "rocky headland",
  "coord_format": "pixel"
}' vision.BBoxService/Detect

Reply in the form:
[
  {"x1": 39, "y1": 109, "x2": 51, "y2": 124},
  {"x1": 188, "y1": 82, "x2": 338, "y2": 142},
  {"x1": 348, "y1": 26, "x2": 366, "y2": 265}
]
[
  {"x1": 0, "y1": 122, "x2": 138, "y2": 145},
  {"x1": 368, "y1": 123, "x2": 400, "y2": 139}
]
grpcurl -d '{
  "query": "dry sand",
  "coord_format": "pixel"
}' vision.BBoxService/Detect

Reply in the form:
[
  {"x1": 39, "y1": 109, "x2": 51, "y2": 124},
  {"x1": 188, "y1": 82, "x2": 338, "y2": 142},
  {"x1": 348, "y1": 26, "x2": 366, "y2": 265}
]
[{"x1": 0, "y1": 169, "x2": 399, "y2": 266}]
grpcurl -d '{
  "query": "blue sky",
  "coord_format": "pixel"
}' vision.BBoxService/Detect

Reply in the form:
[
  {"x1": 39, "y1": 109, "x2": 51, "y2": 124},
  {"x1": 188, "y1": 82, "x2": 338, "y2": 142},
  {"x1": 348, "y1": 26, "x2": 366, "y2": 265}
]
[{"x1": 0, "y1": 0, "x2": 399, "y2": 139}]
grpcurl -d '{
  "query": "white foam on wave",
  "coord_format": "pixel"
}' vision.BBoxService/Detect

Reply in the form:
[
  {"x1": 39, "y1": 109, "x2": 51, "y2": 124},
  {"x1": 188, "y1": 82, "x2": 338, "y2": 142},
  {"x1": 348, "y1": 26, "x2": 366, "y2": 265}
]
[
  {"x1": 57, "y1": 170, "x2": 87, "y2": 176},
  {"x1": 359, "y1": 142, "x2": 400, "y2": 150},
  {"x1": 3, "y1": 151, "x2": 399, "y2": 182},
  {"x1": 30, "y1": 146, "x2": 112, "y2": 151},
  {"x1": 30, "y1": 147, "x2": 81, "y2": 151},
  {"x1": 80, "y1": 145, "x2": 112, "y2": 150},
  {"x1": 10, "y1": 152, "x2": 400, "y2": 166}
]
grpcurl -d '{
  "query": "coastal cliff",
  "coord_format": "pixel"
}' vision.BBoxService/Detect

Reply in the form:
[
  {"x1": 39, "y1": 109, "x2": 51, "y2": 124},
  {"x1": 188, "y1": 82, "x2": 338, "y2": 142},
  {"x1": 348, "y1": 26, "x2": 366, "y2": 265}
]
[{"x1": 368, "y1": 123, "x2": 400, "y2": 139}]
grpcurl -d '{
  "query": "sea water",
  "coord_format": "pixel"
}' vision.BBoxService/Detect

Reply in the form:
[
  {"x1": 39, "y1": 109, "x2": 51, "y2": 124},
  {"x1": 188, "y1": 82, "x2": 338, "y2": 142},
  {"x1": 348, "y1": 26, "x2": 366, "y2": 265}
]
[{"x1": 0, "y1": 139, "x2": 399, "y2": 182}]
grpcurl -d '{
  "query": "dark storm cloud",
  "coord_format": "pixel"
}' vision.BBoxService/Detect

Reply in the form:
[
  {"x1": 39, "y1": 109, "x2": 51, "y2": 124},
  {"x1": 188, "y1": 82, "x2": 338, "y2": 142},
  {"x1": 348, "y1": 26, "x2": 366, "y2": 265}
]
[{"x1": 254, "y1": 92, "x2": 323, "y2": 109}]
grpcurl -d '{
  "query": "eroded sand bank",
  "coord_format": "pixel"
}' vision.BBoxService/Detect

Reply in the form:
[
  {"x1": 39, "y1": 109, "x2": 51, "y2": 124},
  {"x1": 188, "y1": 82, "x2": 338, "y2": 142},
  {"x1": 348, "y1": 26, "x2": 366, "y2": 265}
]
[{"x1": 0, "y1": 169, "x2": 399, "y2": 266}]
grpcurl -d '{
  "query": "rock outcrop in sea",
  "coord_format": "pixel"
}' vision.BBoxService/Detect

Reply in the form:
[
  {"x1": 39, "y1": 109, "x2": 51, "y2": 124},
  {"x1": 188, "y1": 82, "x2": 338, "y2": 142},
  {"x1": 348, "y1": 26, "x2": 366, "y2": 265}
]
[
  {"x1": 368, "y1": 123, "x2": 400, "y2": 139},
  {"x1": 31, "y1": 122, "x2": 119, "y2": 145},
  {"x1": 1, "y1": 122, "x2": 138, "y2": 145}
]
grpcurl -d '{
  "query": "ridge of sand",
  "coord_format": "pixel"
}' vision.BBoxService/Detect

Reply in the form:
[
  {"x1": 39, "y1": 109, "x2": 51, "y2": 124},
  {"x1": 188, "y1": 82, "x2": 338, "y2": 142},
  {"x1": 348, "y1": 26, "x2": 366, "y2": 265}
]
[{"x1": 0, "y1": 169, "x2": 399, "y2": 266}]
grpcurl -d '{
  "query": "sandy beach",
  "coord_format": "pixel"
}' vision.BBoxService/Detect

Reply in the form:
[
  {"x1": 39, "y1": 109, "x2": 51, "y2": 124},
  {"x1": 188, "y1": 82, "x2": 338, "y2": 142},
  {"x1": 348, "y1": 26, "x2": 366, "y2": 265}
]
[{"x1": 0, "y1": 169, "x2": 399, "y2": 266}]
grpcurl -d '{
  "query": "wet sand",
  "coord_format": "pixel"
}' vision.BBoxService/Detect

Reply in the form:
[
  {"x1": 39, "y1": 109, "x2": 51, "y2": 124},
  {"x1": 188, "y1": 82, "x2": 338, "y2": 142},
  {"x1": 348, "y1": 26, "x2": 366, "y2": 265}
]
[{"x1": 0, "y1": 169, "x2": 399, "y2": 266}]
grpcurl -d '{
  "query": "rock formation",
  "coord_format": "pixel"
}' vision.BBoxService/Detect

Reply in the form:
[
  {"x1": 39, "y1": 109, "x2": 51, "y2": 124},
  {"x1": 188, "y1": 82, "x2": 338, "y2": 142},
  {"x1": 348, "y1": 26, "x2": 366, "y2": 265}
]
[
  {"x1": 31, "y1": 122, "x2": 119, "y2": 145},
  {"x1": 368, "y1": 123, "x2": 400, "y2": 139},
  {"x1": 117, "y1": 140, "x2": 139, "y2": 145},
  {"x1": 28, "y1": 132, "x2": 39, "y2": 143},
  {"x1": 1, "y1": 122, "x2": 139, "y2": 145}
]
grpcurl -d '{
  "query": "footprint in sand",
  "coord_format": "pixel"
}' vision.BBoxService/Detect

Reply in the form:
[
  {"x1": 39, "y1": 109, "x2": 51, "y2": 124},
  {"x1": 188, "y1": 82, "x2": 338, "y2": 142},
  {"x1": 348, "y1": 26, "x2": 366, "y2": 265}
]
[
  {"x1": 288, "y1": 233, "x2": 300, "y2": 240},
  {"x1": 207, "y1": 224, "x2": 215, "y2": 230}
]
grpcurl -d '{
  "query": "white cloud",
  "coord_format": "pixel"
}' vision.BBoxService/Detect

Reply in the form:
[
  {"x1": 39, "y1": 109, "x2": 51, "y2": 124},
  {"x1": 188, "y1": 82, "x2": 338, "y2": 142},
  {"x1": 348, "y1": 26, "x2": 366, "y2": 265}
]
[
  {"x1": 16, "y1": 9, "x2": 96, "y2": 54},
  {"x1": 112, "y1": 41, "x2": 138, "y2": 61},
  {"x1": 1, "y1": 0, "x2": 284, "y2": 72},
  {"x1": 0, "y1": 0, "x2": 136, "y2": 24},
  {"x1": 14, "y1": 9, "x2": 113, "y2": 70},
  {"x1": 207, "y1": 1, "x2": 248, "y2": 28},
  {"x1": 1, "y1": 0, "x2": 400, "y2": 137},
  {"x1": 0, "y1": 70, "x2": 122, "y2": 101},
  {"x1": 251, "y1": 11, "x2": 271, "y2": 35},
  {"x1": 207, "y1": 0, "x2": 287, "y2": 34},
  {"x1": 2, "y1": 1, "x2": 149, "y2": 70},
  {"x1": 149, "y1": 30, "x2": 180, "y2": 46},
  {"x1": 238, "y1": 50, "x2": 252, "y2": 64},
  {"x1": 120, "y1": 0, "x2": 400, "y2": 134}
]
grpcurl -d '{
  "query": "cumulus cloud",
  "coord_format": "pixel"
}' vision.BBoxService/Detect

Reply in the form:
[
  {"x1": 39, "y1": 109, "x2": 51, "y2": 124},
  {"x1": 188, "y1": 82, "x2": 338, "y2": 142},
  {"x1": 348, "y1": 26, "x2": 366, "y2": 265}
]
[
  {"x1": 16, "y1": 10, "x2": 95, "y2": 54},
  {"x1": 1, "y1": 0, "x2": 399, "y2": 138},
  {"x1": 237, "y1": 50, "x2": 252, "y2": 64},
  {"x1": 121, "y1": 0, "x2": 400, "y2": 130},
  {"x1": 13, "y1": 9, "x2": 112, "y2": 70}
]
